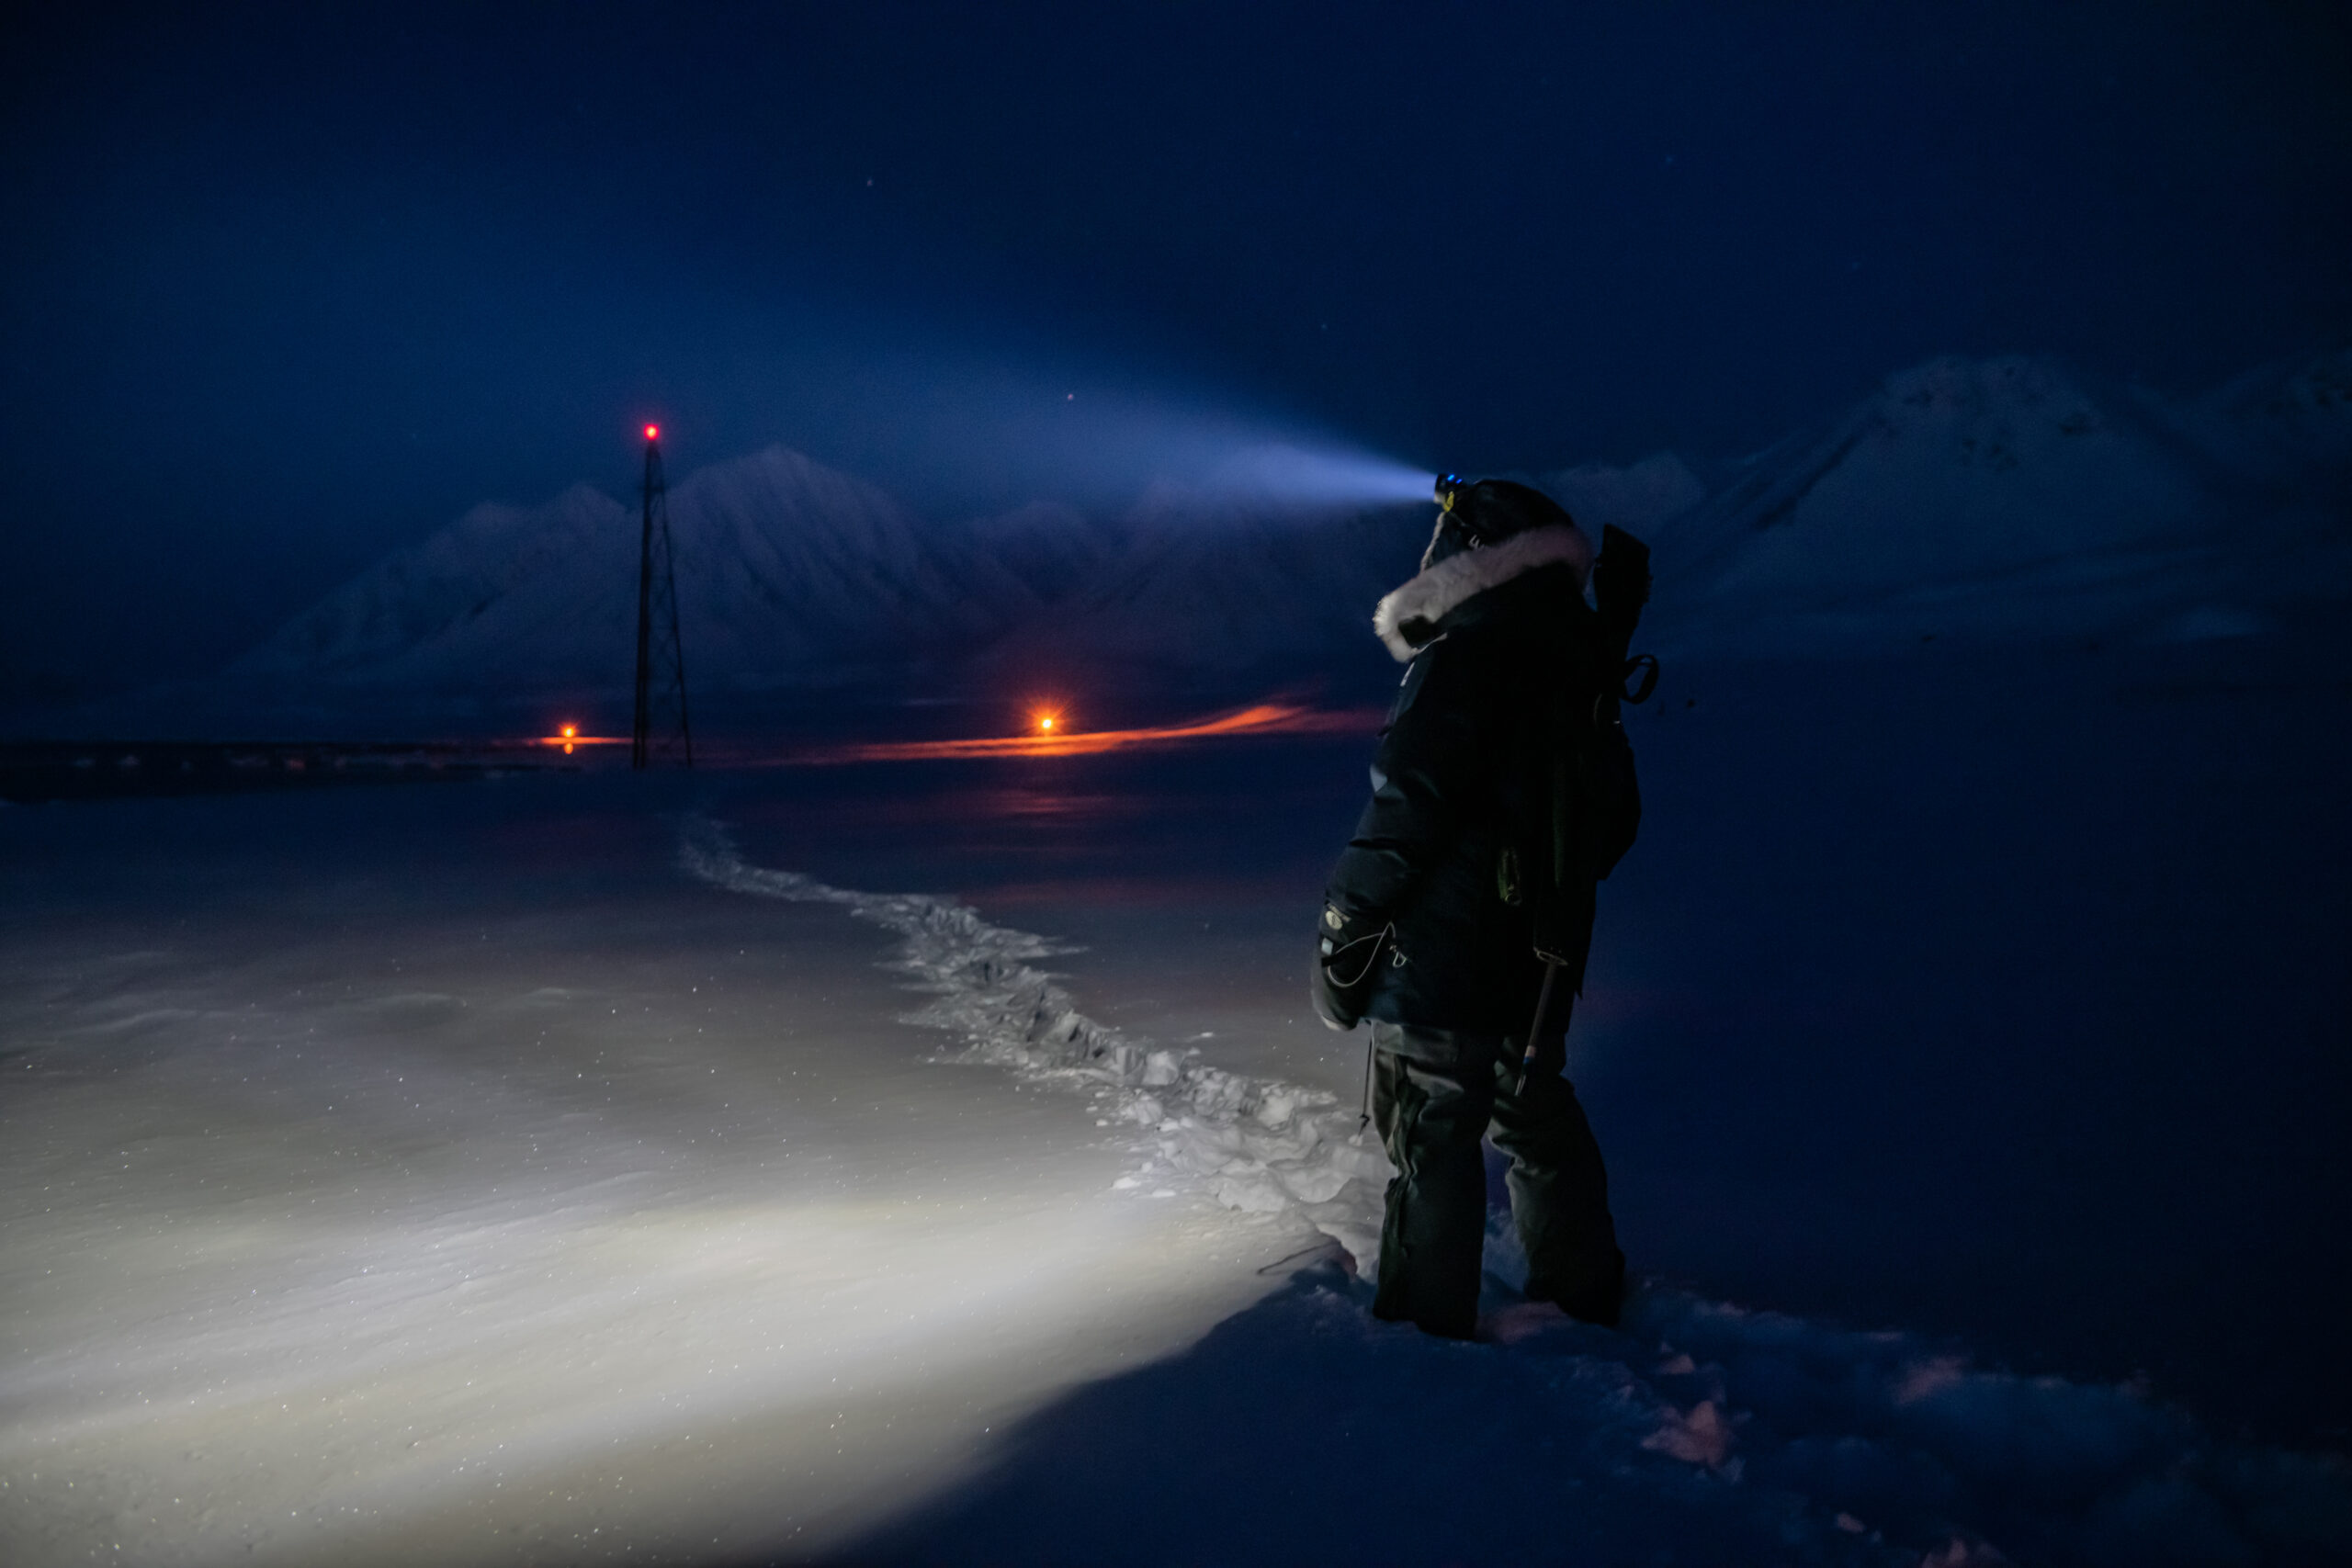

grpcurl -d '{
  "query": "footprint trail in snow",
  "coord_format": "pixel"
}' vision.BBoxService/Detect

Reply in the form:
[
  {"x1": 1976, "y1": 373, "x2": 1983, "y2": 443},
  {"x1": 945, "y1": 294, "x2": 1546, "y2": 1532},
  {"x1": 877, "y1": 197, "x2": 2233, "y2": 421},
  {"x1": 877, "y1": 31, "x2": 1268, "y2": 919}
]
[{"x1": 680, "y1": 815, "x2": 1396, "y2": 1271}]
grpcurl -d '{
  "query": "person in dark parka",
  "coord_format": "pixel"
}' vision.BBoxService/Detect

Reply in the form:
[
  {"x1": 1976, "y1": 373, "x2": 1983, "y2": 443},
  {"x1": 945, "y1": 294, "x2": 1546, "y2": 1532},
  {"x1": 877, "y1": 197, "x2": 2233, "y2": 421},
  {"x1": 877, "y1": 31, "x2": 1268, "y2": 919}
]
[{"x1": 1312, "y1": 477, "x2": 1629, "y2": 1340}]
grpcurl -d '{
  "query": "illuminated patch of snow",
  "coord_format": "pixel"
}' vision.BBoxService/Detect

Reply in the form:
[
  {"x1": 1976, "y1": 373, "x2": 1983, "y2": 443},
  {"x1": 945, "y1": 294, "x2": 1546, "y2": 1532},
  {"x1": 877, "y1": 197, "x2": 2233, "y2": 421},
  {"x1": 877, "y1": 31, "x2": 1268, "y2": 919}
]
[{"x1": 681, "y1": 817, "x2": 1396, "y2": 1275}]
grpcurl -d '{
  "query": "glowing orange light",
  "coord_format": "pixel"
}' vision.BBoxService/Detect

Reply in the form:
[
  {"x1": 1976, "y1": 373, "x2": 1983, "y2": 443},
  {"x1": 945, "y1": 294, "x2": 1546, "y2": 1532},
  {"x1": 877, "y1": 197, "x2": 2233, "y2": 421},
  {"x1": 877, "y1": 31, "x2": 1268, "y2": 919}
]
[
  {"x1": 644, "y1": 424, "x2": 660, "y2": 441},
  {"x1": 560, "y1": 724, "x2": 578, "y2": 739},
  {"x1": 562, "y1": 742, "x2": 574, "y2": 755},
  {"x1": 1038, "y1": 715, "x2": 1057, "y2": 732},
  {"x1": 798, "y1": 701, "x2": 1383, "y2": 765}
]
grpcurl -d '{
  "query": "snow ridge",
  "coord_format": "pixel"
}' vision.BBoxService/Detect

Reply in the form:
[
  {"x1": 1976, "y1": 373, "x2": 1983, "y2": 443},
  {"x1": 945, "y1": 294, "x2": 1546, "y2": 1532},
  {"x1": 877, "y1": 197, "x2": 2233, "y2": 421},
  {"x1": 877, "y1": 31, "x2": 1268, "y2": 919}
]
[{"x1": 677, "y1": 818, "x2": 1395, "y2": 1269}]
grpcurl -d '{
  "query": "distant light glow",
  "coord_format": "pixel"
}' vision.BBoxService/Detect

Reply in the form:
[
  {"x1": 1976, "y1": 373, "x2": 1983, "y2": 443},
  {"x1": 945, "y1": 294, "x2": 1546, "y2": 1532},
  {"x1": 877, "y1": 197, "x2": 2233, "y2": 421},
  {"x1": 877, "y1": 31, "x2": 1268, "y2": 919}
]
[
  {"x1": 644, "y1": 424, "x2": 660, "y2": 441},
  {"x1": 796, "y1": 701, "x2": 1381, "y2": 764},
  {"x1": 560, "y1": 724, "x2": 578, "y2": 739}
]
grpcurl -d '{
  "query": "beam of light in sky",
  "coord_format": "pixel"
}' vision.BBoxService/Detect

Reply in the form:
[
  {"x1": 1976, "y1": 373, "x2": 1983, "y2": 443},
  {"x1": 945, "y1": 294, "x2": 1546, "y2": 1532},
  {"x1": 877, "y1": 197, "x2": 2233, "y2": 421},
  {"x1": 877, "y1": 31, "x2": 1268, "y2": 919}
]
[
  {"x1": 995, "y1": 400, "x2": 1432, "y2": 514},
  {"x1": 714, "y1": 331, "x2": 1438, "y2": 516},
  {"x1": 1194, "y1": 444, "x2": 1436, "y2": 508}
]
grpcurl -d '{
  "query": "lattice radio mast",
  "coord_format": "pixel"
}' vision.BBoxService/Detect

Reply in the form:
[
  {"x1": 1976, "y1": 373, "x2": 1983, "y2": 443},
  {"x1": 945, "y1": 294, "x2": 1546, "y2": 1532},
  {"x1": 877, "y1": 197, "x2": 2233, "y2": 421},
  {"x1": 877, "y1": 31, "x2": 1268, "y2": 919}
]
[{"x1": 631, "y1": 424, "x2": 693, "y2": 768}]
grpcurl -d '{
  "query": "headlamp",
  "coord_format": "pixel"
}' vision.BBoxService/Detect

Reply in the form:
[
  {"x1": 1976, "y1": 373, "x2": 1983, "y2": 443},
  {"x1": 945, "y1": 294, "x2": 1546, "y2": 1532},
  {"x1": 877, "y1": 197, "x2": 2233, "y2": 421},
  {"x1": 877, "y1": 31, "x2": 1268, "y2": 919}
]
[{"x1": 1434, "y1": 473, "x2": 1463, "y2": 513}]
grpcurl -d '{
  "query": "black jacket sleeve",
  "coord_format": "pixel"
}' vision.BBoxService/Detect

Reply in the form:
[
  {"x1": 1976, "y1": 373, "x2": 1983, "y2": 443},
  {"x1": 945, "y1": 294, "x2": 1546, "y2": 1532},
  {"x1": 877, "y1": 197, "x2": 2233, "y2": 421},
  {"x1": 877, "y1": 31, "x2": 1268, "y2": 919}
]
[{"x1": 1324, "y1": 639, "x2": 1493, "y2": 924}]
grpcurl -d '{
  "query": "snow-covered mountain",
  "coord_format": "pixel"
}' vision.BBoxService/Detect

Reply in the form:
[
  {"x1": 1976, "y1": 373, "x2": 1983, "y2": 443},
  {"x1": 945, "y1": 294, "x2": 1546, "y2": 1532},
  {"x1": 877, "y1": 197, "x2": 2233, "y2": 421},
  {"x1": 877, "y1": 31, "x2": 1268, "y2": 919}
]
[
  {"x1": 192, "y1": 350, "x2": 2348, "y2": 733},
  {"x1": 1647, "y1": 352, "x2": 2352, "y2": 656},
  {"x1": 966, "y1": 500, "x2": 1127, "y2": 606},
  {"x1": 971, "y1": 486, "x2": 1425, "y2": 695},
  {"x1": 232, "y1": 483, "x2": 635, "y2": 686},
  {"x1": 2185, "y1": 349, "x2": 2352, "y2": 486},
  {"x1": 230, "y1": 446, "x2": 1038, "y2": 708}
]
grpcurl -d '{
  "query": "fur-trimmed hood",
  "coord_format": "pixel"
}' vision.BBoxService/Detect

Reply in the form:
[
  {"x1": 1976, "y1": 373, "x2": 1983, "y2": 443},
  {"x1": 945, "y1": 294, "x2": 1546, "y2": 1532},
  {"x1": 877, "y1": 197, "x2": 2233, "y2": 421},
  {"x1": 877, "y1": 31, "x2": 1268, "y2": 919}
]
[{"x1": 1372, "y1": 524, "x2": 1594, "y2": 662}]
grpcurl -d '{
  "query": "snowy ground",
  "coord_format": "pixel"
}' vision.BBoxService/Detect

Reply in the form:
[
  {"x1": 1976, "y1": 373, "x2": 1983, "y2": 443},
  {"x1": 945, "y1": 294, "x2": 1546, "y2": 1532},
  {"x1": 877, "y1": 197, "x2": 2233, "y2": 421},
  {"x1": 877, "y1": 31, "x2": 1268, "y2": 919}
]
[
  {"x1": 6, "y1": 637, "x2": 2350, "y2": 1567},
  {"x1": 0, "y1": 786, "x2": 1312, "y2": 1565}
]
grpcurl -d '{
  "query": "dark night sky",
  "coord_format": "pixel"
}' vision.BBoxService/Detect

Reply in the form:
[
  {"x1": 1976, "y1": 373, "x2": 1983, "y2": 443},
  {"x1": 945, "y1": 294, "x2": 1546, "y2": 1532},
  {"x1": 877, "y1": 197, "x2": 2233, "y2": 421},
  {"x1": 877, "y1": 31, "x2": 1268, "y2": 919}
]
[{"x1": 3, "y1": 2, "x2": 2347, "y2": 694}]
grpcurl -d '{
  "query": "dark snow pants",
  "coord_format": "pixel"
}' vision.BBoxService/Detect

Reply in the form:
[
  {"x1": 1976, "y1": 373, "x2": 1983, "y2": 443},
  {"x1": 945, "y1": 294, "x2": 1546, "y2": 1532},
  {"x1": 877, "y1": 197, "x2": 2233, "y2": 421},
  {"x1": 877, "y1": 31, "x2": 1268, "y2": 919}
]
[{"x1": 1368, "y1": 1021, "x2": 1624, "y2": 1339}]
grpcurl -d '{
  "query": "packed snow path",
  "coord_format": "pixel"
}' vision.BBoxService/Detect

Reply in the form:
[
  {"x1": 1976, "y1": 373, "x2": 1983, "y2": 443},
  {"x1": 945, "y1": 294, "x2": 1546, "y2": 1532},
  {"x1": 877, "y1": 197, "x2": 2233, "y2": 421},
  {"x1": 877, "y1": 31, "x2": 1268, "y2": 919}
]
[{"x1": 3, "y1": 783, "x2": 2347, "y2": 1566}]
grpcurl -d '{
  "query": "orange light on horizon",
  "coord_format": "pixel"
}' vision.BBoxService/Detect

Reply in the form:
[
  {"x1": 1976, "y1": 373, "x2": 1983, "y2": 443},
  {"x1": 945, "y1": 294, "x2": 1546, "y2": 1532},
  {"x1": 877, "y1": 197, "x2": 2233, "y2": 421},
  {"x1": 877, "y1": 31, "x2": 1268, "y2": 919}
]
[
  {"x1": 539, "y1": 726, "x2": 622, "y2": 751},
  {"x1": 799, "y1": 701, "x2": 1383, "y2": 764}
]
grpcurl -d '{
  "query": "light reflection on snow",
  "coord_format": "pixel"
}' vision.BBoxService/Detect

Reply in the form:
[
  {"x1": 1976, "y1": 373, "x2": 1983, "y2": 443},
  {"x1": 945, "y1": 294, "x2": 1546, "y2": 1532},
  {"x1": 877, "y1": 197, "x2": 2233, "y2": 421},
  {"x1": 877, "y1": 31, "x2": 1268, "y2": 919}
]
[
  {"x1": 0, "y1": 1183, "x2": 1215, "y2": 1561},
  {"x1": 0, "y1": 816, "x2": 1297, "y2": 1565}
]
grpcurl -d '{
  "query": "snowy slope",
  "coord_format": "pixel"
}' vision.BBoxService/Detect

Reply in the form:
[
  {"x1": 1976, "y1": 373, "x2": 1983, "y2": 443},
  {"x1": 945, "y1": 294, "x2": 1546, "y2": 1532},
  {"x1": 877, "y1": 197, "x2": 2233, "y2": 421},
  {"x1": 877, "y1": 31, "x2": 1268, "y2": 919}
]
[
  {"x1": 673, "y1": 446, "x2": 1035, "y2": 684},
  {"x1": 229, "y1": 446, "x2": 1038, "y2": 703},
  {"x1": 962, "y1": 498, "x2": 1125, "y2": 605},
  {"x1": 232, "y1": 482, "x2": 636, "y2": 684},
  {"x1": 2185, "y1": 349, "x2": 2352, "y2": 486},
  {"x1": 1649, "y1": 354, "x2": 2351, "y2": 656},
  {"x1": 972, "y1": 485, "x2": 1428, "y2": 692}
]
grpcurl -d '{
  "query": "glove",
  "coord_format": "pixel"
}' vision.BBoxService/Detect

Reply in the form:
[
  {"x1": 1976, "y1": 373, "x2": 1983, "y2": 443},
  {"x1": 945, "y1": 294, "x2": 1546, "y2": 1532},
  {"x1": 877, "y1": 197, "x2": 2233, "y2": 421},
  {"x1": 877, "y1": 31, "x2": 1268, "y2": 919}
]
[{"x1": 1310, "y1": 903, "x2": 1392, "y2": 1032}]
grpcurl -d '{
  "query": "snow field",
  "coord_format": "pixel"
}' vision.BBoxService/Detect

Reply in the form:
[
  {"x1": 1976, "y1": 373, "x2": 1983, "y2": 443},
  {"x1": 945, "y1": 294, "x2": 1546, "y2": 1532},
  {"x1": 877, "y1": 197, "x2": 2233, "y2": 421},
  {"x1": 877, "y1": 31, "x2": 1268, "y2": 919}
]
[
  {"x1": 0, "y1": 794, "x2": 1309, "y2": 1566},
  {"x1": 689, "y1": 818, "x2": 2352, "y2": 1568},
  {"x1": 3, "y1": 784, "x2": 2346, "y2": 1566}
]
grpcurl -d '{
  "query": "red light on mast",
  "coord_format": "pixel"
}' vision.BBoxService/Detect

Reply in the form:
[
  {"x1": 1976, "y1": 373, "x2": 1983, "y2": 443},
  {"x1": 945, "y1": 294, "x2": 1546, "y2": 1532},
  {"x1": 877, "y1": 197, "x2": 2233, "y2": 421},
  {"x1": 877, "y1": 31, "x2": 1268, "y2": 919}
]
[{"x1": 644, "y1": 424, "x2": 660, "y2": 442}]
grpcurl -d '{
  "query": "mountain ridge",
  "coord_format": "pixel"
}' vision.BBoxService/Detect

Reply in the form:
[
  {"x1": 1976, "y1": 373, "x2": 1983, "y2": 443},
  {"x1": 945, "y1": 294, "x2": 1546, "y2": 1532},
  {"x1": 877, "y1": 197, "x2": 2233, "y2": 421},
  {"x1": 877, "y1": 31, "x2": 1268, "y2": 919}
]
[{"x1": 40, "y1": 349, "x2": 2352, "y2": 738}]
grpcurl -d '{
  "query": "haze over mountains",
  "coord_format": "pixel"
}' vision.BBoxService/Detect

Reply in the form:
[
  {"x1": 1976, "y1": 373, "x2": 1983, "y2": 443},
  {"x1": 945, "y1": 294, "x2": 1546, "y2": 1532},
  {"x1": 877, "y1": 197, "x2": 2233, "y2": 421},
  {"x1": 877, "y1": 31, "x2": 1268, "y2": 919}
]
[{"x1": 47, "y1": 351, "x2": 2352, "y2": 739}]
